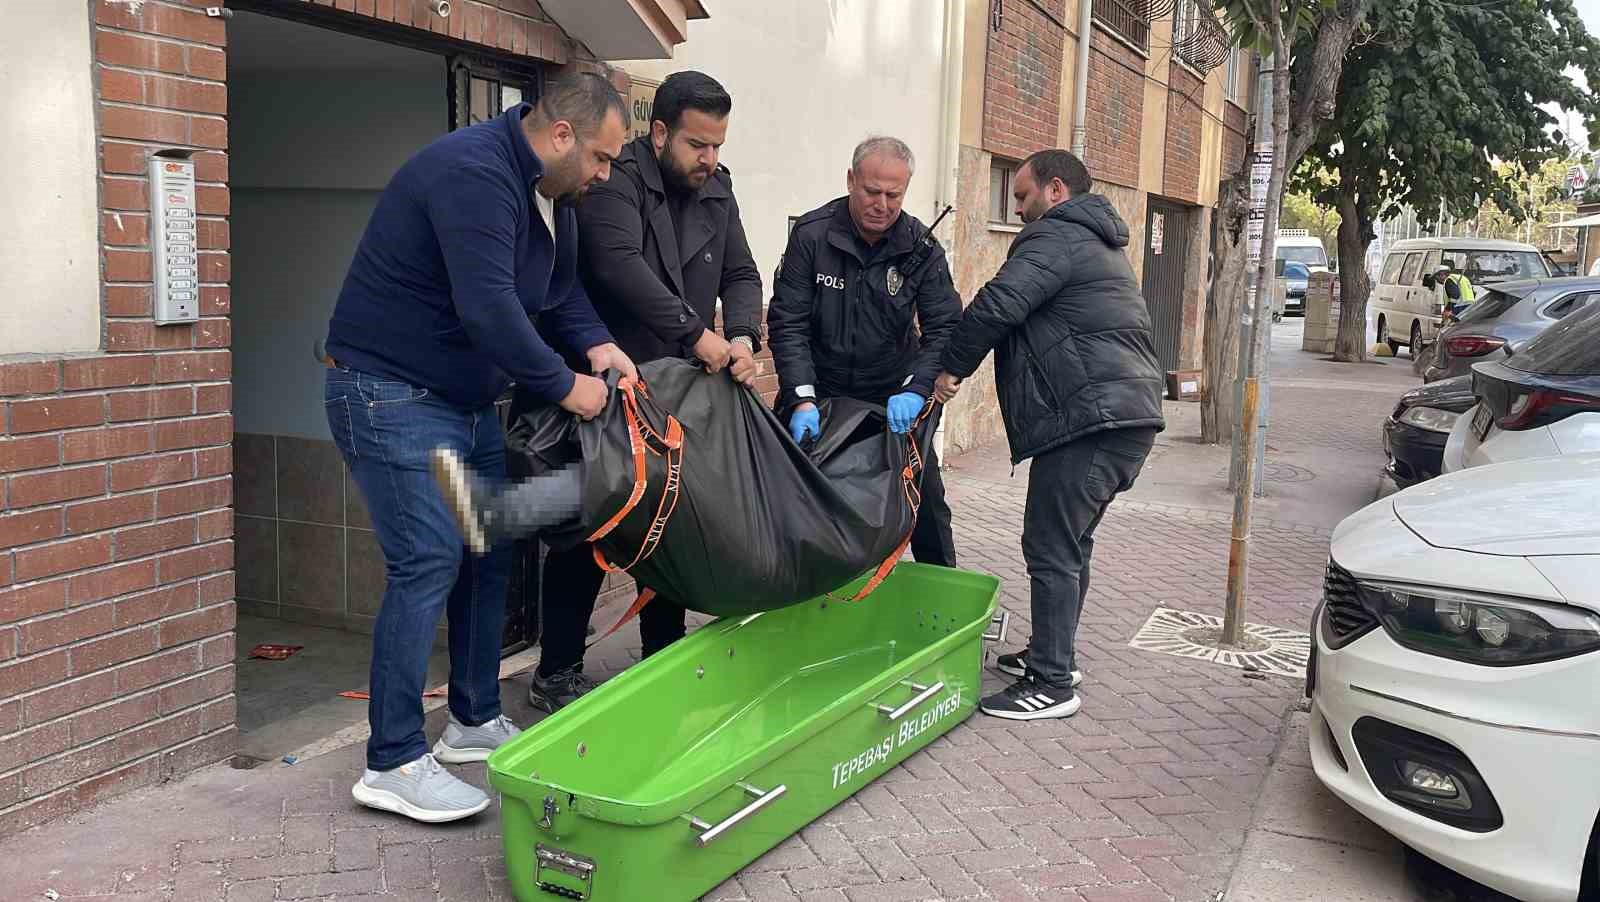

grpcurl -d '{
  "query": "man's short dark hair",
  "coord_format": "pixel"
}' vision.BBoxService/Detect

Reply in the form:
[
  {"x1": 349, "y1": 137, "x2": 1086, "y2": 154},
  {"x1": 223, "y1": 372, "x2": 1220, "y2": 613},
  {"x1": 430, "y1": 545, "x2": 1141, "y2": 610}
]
[
  {"x1": 652, "y1": 71, "x2": 732, "y2": 132},
  {"x1": 534, "y1": 73, "x2": 627, "y2": 138},
  {"x1": 1023, "y1": 149, "x2": 1093, "y2": 195}
]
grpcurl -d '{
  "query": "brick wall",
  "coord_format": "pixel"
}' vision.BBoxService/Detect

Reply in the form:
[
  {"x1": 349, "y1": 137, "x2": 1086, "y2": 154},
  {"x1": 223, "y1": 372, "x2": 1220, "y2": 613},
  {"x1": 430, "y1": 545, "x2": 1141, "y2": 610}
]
[
  {"x1": 1222, "y1": 101, "x2": 1249, "y2": 181},
  {"x1": 982, "y1": 0, "x2": 1065, "y2": 162},
  {"x1": 301, "y1": 0, "x2": 573, "y2": 62},
  {"x1": 0, "y1": 0, "x2": 586, "y2": 838},
  {"x1": 1163, "y1": 62, "x2": 1204, "y2": 204},
  {"x1": 1082, "y1": 28, "x2": 1144, "y2": 189},
  {"x1": 0, "y1": 0, "x2": 238, "y2": 837}
]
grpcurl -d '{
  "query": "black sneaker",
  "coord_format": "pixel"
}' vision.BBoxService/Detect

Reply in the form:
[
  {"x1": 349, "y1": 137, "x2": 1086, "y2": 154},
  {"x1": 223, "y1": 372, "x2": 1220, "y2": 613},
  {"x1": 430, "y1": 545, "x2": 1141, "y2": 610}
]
[
  {"x1": 431, "y1": 447, "x2": 498, "y2": 555},
  {"x1": 980, "y1": 675, "x2": 1081, "y2": 721},
  {"x1": 994, "y1": 647, "x2": 1083, "y2": 687},
  {"x1": 528, "y1": 665, "x2": 597, "y2": 713}
]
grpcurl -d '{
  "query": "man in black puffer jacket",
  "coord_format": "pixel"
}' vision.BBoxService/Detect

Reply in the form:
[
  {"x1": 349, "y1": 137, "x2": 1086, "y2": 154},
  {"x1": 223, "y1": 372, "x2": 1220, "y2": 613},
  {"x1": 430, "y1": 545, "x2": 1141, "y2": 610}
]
[{"x1": 936, "y1": 149, "x2": 1164, "y2": 722}]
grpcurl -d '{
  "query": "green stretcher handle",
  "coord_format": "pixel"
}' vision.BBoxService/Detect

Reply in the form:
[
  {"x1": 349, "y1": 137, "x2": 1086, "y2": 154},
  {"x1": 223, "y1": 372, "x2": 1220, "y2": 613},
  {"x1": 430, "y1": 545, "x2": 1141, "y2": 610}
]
[
  {"x1": 688, "y1": 782, "x2": 788, "y2": 847},
  {"x1": 874, "y1": 680, "x2": 947, "y2": 722}
]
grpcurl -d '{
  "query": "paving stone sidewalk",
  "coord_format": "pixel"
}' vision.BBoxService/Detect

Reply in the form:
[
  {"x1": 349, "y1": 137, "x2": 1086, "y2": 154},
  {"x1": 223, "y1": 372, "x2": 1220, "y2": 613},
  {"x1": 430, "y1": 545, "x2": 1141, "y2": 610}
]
[{"x1": 1, "y1": 323, "x2": 1406, "y2": 902}]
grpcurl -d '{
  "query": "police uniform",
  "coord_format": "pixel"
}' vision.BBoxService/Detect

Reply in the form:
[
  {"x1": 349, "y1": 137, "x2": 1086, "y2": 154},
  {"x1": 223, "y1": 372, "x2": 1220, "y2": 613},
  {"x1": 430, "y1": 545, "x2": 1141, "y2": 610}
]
[{"x1": 766, "y1": 197, "x2": 962, "y2": 567}]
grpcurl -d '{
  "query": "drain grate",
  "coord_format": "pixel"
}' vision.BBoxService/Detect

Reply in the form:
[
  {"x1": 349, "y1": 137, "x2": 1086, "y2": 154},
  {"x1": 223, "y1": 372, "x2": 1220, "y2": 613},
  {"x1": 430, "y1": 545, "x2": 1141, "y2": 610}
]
[
  {"x1": 1215, "y1": 461, "x2": 1316, "y2": 483},
  {"x1": 1130, "y1": 607, "x2": 1311, "y2": 677}
]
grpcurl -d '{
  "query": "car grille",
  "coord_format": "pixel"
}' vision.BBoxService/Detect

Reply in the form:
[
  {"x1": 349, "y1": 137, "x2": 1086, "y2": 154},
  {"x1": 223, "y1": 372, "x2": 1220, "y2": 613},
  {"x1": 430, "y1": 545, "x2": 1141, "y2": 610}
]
[{"x1": 1323, "y1": 562, "x2": 1377, "y2": 645}]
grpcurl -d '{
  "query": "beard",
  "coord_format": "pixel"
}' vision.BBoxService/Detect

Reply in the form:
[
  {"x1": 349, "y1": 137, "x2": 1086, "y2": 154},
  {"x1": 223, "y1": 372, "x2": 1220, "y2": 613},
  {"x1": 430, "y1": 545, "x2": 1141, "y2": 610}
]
[
  {"x1": 543, "y1": 151, "x2": 587, "y2": 205},
  {"x1": 658, "y1": 148, "x2": 710, "y2": 193}
]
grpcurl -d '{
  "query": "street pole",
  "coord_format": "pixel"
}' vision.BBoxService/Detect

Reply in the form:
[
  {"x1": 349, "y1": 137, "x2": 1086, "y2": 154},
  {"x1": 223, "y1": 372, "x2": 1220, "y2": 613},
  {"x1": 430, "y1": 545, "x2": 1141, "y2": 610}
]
[{"x1": 1223, "y1": 54, "x2": 1279, "y2": 646}]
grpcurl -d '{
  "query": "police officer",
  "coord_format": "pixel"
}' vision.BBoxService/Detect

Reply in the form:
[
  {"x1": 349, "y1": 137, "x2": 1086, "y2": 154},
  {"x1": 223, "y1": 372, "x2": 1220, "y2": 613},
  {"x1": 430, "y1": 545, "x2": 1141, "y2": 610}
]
[{"x1": 767, "y1": 136, "x2": 961, "y2": 567}]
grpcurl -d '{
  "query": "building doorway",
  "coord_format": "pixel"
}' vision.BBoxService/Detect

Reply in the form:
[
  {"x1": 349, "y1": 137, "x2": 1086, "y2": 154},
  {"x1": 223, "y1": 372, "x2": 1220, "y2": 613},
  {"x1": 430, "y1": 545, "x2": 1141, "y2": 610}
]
[
  {"x1": 225, "y1": 8, "x2": 545, "y2": 762},
  {"x1": 1141, "y1": 198, "x2": 1193, "y2": 373}
]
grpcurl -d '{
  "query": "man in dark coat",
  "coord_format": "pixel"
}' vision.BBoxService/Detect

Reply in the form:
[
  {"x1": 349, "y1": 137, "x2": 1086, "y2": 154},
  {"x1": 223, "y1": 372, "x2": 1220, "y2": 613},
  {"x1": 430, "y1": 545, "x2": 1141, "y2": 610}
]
[
  {"x1": 936, "y1": 149, "x2": 1165, "y2": 722},
  {"x1": 766, "y1": 136, "x2": 962, "y2": 568},
  {"x1": 524, "y1": 70, "x2": 764, "y2": 712}
]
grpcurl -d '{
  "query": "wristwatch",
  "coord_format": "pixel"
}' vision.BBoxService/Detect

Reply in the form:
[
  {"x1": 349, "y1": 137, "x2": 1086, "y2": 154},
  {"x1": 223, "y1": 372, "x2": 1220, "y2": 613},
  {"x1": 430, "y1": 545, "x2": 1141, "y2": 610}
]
[{"x1": 733, "y1": 336, "x2": 755, "y2": 352}]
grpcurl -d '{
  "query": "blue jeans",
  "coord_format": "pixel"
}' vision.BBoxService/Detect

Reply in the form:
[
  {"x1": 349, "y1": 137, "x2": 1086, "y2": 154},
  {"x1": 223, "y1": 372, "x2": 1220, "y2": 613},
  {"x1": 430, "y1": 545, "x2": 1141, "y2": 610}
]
[{"x1": 324, "y1": 367, "x2": 511, "y2": 771}]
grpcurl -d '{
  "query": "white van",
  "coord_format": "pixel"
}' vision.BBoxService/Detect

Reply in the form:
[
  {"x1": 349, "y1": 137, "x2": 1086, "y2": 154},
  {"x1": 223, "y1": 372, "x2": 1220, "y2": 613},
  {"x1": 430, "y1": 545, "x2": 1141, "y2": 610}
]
[
  {"x1": 1370, "y1": 237, "x2": 1551, "y2": 353},
  {"x1": 1276, "y1": 229, "x2": 1330, "y2": 271}
]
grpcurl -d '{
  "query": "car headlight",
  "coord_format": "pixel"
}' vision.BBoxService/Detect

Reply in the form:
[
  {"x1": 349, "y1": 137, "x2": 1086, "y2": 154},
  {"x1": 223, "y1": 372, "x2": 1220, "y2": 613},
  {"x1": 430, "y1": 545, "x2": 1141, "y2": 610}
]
[
  {"x1": 1359, "y1": 582, "x2": 1600, "y2": 666},
  {"x1": 1397, "y1": 406, "x2": 1460, "y2": 433}
]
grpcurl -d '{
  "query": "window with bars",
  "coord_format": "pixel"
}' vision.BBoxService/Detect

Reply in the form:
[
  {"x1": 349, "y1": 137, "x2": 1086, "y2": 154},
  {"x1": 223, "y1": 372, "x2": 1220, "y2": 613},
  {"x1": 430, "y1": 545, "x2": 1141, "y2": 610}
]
[
  {"x1": 449, "y1": 59, "x2": 538, "y2": 131},
  {"x1": 1173, "y1": 0, "x2": 1205, "y2": 69},
  {"x1": 1092, "y1": 0, "x2": 1151, "y2": 52}
]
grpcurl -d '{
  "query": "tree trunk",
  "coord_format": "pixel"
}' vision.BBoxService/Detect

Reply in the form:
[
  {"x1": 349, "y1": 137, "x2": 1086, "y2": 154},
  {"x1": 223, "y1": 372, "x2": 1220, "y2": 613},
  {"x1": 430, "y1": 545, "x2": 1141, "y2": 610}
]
[
  {"x1": 1286, "y1": 0, "x2": 1366, "y2": 169},
  {"x1": 1332, "y1": 184, "x2": 1373, "y2": 362},
  {"x1": 1204, "y1": 0, "x2": 1367, "y2": 443},
  {"x1": 1201, "y1": 173, "x2": 1252, "y2": 444}
]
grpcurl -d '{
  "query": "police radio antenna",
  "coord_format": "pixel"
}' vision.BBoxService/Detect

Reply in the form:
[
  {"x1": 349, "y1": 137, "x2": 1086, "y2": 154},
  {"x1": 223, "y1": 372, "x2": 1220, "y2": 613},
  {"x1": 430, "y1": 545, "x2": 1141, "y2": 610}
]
[
  {"x1": 901, "y1": 204, "x2": 955, "y2": 279},
  {"x1": 919, "y1": 205, "x2": 955, "y2": 248}
]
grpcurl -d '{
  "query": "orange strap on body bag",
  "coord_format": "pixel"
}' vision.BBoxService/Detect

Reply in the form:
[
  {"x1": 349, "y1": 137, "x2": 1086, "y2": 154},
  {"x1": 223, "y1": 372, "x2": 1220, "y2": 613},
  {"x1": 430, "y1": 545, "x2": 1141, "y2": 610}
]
[
  {"x1": 829, "y1": 399, "x2": 935, "y2": 603},
  {"x1": 583, "y1": 378, "x2": 685, "y2": 648}
]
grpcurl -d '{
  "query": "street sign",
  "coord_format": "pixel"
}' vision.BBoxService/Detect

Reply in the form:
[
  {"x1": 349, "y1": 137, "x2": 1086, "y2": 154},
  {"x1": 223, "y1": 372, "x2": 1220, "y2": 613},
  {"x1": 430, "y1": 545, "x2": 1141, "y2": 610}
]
[{"x1": 1566, "y1": 164, "x2": 1588, "y2": 198}]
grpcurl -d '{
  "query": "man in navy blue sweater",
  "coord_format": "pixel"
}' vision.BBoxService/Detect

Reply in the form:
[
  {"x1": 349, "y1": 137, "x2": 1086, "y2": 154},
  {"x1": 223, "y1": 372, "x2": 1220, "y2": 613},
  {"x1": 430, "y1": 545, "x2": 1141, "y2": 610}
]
[{"x1": 322, "y1": 75, "x2": 634, "y2": 823}]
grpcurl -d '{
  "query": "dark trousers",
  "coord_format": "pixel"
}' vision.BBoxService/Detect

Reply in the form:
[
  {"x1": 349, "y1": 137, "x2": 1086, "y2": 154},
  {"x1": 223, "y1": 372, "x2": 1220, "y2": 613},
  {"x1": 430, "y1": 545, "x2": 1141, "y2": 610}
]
[
  {"x1": 1022, "y1": 428, "x2": 1157, "y2": 687},
  {"x1": 908, "y1": 425, "x2": 957, "y2": 568},
  {"x1": 538, "y1": 543, "x2": 687, "y2": 675},
  {"x1": 325, "y1": 368, "x2": 510, "y2": 771}
]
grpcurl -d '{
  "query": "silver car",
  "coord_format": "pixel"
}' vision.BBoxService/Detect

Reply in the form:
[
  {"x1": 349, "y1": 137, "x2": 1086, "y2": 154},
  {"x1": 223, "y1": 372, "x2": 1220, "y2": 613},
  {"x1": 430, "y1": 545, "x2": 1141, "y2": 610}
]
[{"x1": 1422, "y1": 277, "x2": 1600, "y2": 382}]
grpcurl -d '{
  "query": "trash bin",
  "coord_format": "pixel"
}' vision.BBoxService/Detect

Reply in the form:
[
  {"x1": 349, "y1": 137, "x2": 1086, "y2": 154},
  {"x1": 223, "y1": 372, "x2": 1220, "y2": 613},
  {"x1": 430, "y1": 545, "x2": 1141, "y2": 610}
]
[{"x1": 488, "y1": 563, "x2": 1000, "y2": 902}]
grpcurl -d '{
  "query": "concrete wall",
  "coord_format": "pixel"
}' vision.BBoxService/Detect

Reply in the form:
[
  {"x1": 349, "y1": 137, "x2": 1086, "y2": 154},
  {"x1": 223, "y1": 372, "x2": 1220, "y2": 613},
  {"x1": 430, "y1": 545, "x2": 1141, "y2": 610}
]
[
  {"x1": 618, "y1": 0, "x2": 950, "y2": 284},
  {"x1": 229, "y1": 66, "x2": 445, "y2": 440},
  {"x1": 0, "y1": 2, "x2": 101, "y2": 356},
  {"x1": 944, "y1": 145, "x2": 1013, "y2": 457}
]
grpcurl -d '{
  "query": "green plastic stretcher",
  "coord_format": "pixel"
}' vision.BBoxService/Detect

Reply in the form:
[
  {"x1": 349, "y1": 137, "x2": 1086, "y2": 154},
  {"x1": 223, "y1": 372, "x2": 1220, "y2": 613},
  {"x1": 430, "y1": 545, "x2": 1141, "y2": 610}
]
[{"x1": 488, "y1": 563, "x2": 1003, "y2": 901}]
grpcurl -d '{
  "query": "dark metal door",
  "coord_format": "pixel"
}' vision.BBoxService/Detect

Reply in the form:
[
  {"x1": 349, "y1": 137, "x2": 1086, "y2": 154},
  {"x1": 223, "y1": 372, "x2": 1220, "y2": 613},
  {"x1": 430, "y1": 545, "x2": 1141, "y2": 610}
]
[{"x1": 1141, "y1": 199, "x2": 1192, "y2": 373}]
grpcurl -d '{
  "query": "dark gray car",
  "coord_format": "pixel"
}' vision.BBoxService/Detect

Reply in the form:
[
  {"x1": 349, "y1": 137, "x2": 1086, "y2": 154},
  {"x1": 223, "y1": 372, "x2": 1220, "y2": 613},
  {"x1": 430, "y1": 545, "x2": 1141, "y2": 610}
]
[{"x1": 1422, "y1": 276, "x2": 1600, "y2": 382}]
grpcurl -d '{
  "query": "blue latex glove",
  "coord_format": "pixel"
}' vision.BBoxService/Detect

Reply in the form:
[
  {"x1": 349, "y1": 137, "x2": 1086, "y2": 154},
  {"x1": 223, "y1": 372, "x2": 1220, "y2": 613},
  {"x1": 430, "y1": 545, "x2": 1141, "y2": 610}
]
[
  {"x1": 790, "y1": 406, "x2": 820, "y2": 444},
  {"x1": 887, "y1": 391, "x2": 926, "y2": 434}
]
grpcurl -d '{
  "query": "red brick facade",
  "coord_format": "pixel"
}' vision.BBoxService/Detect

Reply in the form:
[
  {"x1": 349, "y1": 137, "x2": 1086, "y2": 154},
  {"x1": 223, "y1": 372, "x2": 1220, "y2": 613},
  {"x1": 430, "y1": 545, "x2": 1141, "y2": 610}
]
[
  {"x1": 982, "y1": 0, "x2": 1065, "y2": 162},
  {"x1": 0, "y1": 0, "x2": 581, "y2": 837},
  {"x1": 1163, "y1": 63, "x2": 1204, "y2": 204},
  {"x1": 1222, "y1": 101, "x2": 1249, "y2": 182},
  {"x1": 1082, "y1": 29, "x2": 1145, "y2": 189}
]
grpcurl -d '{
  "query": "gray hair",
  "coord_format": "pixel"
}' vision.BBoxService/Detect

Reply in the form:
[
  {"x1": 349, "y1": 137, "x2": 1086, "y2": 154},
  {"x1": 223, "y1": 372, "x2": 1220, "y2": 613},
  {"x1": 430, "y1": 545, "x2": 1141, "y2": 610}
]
[{"x1": 852, "y1": 136, "x2": 916, "y2": 175}]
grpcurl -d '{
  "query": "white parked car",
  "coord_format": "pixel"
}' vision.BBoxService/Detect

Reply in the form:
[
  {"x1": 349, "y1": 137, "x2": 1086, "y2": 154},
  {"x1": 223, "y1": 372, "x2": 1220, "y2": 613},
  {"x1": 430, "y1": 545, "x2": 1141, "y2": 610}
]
[
  {"x1": 1443, "y1": 299, "x2": 1600, "y2": 472},
  {"x1": 1309, "y1": 453, "x2": 1600, "y2": 902}
]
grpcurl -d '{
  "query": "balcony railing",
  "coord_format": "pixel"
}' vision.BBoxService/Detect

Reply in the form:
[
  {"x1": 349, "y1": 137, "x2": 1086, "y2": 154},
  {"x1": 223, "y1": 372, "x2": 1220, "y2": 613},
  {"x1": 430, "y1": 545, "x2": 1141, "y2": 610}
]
[
  {"x1": 1093, "y1": 0, "x2": 1152, "y2": 52},
  {"x1": 1173, "y1": 0, "x2": 1232, "y2": 72}
]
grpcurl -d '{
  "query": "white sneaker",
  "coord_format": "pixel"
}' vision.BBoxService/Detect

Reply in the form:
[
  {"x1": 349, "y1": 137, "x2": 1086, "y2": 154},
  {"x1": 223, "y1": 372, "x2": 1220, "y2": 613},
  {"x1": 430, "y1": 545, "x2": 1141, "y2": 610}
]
[
  {"x1": 351, "y1": 753, "x2": 490, "y2": 823},
  {"x1": 433, "y1": 714, "x2": 521, "y2": 764}
]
